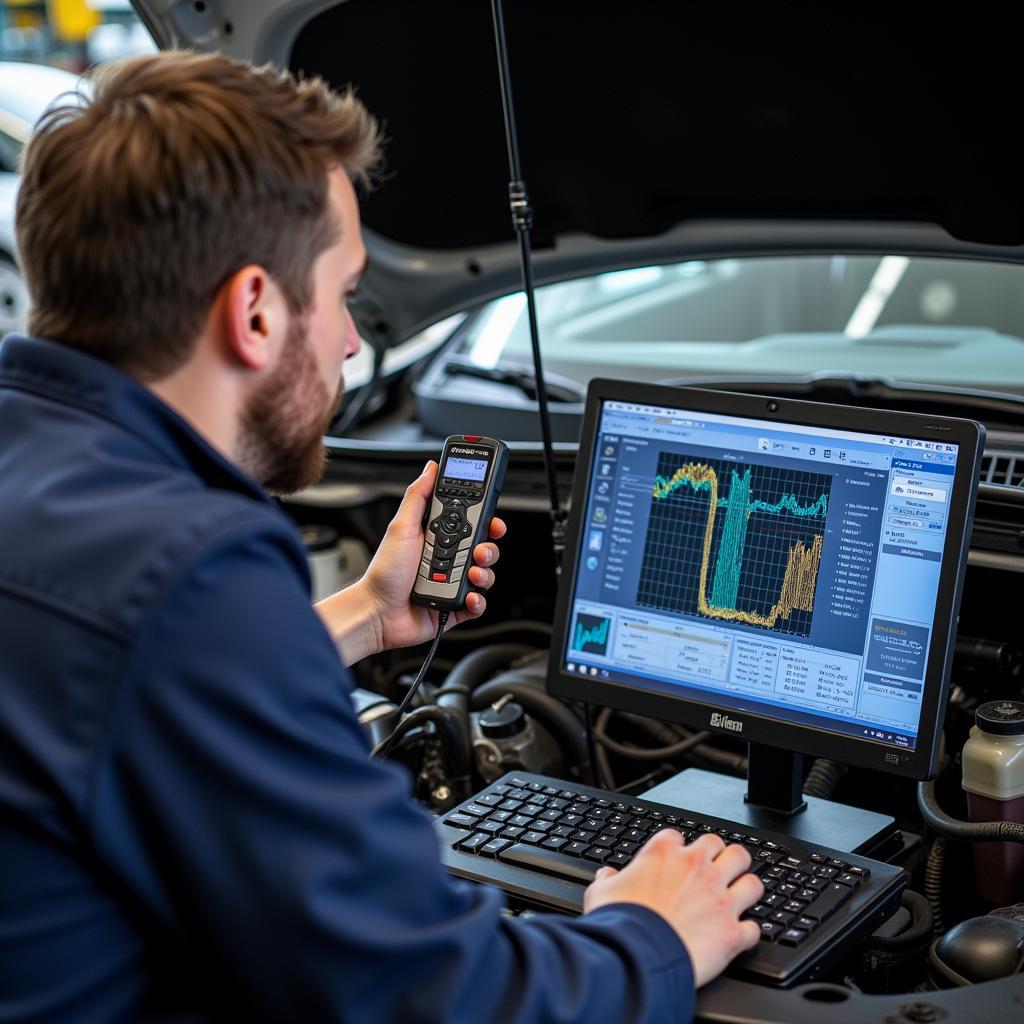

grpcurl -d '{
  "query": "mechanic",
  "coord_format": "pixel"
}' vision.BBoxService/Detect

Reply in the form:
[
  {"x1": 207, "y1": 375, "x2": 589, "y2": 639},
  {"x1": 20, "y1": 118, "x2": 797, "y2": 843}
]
[{"x1": 0, "y1": 51, "x2": 762, "y2": 1022}]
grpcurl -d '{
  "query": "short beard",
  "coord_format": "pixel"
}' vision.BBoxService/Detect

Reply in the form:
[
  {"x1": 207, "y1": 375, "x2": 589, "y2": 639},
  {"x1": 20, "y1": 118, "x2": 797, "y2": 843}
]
[{"x1": 236, "y1": 314, "x2": 343, "y2": 495}]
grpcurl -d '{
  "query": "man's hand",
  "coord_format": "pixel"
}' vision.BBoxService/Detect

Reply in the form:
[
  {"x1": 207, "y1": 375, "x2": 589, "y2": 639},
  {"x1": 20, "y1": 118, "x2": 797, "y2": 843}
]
[
  {"x1": 315, "y1": 461, "x2": 506, "y2": 663},
  {"x1": 583, "y1": 830, "x2": 763, "y2": 987}
]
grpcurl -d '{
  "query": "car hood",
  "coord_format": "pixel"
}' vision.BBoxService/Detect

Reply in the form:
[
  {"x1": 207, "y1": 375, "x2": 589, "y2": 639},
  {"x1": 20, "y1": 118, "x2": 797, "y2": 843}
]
[{"x1": 131, "y1": 1, "x2": 1024, "y2": 350}]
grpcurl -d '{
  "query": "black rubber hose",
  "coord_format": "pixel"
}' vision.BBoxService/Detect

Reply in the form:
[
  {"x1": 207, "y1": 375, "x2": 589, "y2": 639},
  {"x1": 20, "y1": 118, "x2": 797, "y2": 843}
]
[
  {"x1": 924, "y1": 838, "x2": 946, "y2": 938},
  {"x1": 868, "y1": 889, "x2": 934, "y2": 951},
  {"x1": 436, "y1": 644, "x2": 539, "y2": 752},
  {"x1": 443, "y1": 644, "x2": 539, "y2": 693},
  {"x1": 470, "y1": 680, "x2": 590, "y2": 776},
  {"x1": 917, "y1": 779, "x2": 1024, "y2": 843},
  {"x1": 371, "y1": 705, "x2": 471, "y2": 786},
  {"x1": 804, "y1": 758, "x2": 849, "y2": 800},
  {"x1": 597, "y1": 727, "x2": 710, "y2": 760}
]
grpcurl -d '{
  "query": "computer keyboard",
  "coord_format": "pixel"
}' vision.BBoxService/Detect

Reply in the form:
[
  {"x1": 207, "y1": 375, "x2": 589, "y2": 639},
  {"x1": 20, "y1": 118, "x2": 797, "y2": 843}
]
[{"x1": 437, "y1": 771, "x2": 908, "y2": 987}]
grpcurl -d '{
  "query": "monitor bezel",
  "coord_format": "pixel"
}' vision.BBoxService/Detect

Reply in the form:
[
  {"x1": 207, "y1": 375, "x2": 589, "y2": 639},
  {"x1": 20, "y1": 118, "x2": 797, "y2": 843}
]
[{"x1": 547, "y1": 379, "x2": 984, "y2": 781}]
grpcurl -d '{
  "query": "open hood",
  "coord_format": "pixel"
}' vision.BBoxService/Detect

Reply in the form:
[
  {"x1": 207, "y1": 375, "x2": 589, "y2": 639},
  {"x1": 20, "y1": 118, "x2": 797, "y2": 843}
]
[{"x1": 133, "y1": 1, "x2": 1024, "y2": 348}]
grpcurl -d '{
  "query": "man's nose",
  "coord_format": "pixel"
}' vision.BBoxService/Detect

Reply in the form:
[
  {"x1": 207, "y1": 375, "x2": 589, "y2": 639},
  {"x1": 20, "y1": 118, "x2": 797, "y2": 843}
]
[{"x1": 344, "y1": 307, "x2": 361, "y2": 360}]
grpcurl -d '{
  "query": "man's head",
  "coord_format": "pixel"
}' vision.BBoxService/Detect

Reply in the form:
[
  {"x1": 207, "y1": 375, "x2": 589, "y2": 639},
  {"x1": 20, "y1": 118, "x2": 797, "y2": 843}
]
[{"x1": 15, "y1": 50, "x2": 380, "y2": 492}]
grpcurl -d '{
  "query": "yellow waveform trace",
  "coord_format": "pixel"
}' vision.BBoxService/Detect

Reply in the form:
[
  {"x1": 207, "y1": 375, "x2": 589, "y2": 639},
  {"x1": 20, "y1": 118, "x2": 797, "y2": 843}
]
[{"x1": 651, "y1": 462, "x2": 824, "y2": 629}]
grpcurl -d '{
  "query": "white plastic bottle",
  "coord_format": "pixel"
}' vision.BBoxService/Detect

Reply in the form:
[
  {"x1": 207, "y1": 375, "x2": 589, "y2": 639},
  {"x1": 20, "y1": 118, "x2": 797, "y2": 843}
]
[{"x1": 961, "y1": 700, "x2": 1024, "y2": 905}]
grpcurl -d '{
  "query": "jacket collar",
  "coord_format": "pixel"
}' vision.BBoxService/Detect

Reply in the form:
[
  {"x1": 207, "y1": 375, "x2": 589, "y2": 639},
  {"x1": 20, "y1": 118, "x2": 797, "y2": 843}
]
[{"x1": 0, "y1": 333, "x2": 276, "y2": 506}]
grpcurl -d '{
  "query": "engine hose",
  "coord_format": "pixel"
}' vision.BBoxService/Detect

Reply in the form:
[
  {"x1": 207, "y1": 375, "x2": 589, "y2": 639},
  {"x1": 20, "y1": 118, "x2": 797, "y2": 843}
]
[
  {"x1": 690, "y1": 744, "x2": 748, "y2": 773},
  {"x1": 917, "y1": 779, "x2": 1024, "y2": 843},
  {"x1": 371, "y1": 705, "x2": 471, "y2": 790},
  {"x1": 470, "y1": 680, "x2": 590, "y2": 777},
  {"x1": 803, "y1": 758, "x2": 849, "y2": 800},
  {"x1": 924, "y1": 838, "x2": 946, "y2": 938},
  {"x1": 597, "y1": 727, "x2": 710, "y2": 760},
  {"x1": 435, "y1": 644, "x2": 540, "y2": 752},
  {"x1": 867, "y1": 889, "x2": 934, "y2": 952}
]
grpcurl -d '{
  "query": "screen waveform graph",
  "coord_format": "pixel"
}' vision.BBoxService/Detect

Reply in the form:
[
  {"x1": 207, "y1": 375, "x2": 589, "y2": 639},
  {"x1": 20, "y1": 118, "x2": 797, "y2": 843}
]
[
  {"x1": 637, "y1": 454, "x2": 831, "y2": 638},
  {"x1": 571, "y1": 612, "x2": 611, "y2": 656}
]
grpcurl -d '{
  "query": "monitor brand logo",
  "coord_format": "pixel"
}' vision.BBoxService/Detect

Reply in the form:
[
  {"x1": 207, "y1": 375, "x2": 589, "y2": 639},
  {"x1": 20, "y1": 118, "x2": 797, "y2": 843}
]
[{"x1": 710, "y1": 712, "x2": 743, "y2": 733}]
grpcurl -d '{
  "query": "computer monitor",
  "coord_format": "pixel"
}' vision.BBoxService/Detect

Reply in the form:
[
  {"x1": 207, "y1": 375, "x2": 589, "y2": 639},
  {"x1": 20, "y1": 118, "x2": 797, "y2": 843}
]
[{"x1": 548, "y1": 380, "x2": 983, "y2": 799}]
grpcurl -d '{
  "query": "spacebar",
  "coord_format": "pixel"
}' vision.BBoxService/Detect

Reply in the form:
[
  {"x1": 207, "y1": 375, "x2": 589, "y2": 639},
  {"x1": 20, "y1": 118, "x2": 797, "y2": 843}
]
[{"x1": 498, "y1": 844, "x2": 598, "y2": 883}]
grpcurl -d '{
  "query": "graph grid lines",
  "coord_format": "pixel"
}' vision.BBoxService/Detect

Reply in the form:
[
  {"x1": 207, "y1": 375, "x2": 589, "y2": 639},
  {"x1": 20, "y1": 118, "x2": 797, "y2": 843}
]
[{"x1": 637, "y1": 454, "x2": 832, "y2": 638}]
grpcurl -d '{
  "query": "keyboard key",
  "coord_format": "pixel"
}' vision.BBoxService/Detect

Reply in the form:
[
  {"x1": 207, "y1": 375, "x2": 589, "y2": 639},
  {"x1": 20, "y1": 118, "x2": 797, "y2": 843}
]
[
  {"x1": 476, "y1": 793, "x2": 502, "y2": 806},
  {"x1": 783, "y1": 901, "x2": 805, "y2": 914},
  {"x1": 510, "y1": 814, "x2": 534, "y2": 828},
  {"x1": 539, "y1": 809, "x2": 562, "y2": 822},
  {"x1": 583, "y1": 819, "x2": 605, "y2": 832},
  {"x1": 759, "y1": 921, "x2": 784, "y2": 942},
  {"x1": 520, "y1": 831, "x2": 546, "y2": 844},
  {"x1": 615, "y1": 840, "x2": 639, "y2": 854},
  {"x1": 481, "y1": 838, "x2": 512, "y2": 858},
  {"x1": 528, "y1": 783, "x2": 545, "y2": 792},
  {"x1": 565, "y1": 841, "x2": 589, "y2": 856},
  {"x1": 836, "y1": 873, "x2": 862, "y2": 888},
  {"x1": 464, "y1": 804, "x2": 489, "y2": 817},
  {"x1": 491, "y1": 784, "x2": 511, "y2": 795},
  {"x1": 803, "y1": 883, "x2": 852, "y2": 922},
  {"x1": 444, "y1": 813, "x2": 478, "y2": 829},
  {"x1": 583, "y1": 847, "x2": 612, "y2": 863},
  {"x1": 795, "y1": 915, "x2": 818, "y2": 931},
  {"x1": 562, "y1": 814, "x2": 584, "y2": 827},
  {"x1": 847, "y1": 865, "x2": 869, "y2": 878},
  {"x1": 815, "y1": 866, "x2": 839, "y2": 879},
  {"x1": 508, "y1": 777, "x2": 529, "y2": 787},
  {"x1": 477, "y1": 820, "x2": 505, "y2": 835},
  {"x1": 541, "y1": 836, "x2": 568, "y2": 851},
  {"x1": 595, "y1": 834, "x2": 619, "y2": 847},
  {"x1": 550, "y1": 825, "x2": 574, "y2": 839},
  {"x1": 543, "y1": 786, "x2": 559, "y2": 796},
  {"x1": 498, "y1": 799, "x2": 523, "y2": 812},
  {"x1": 777, "y1": 883, "x2": 798, "y2": 898},
  {"x1": 827, "y1": 859, "x2": 847, "y2": 870},
  {"x1": 531, "y1": 820, "x2": 554, "y2": 834},
  {"x1": 745, "y1": 903, "x2": 771, "y2": 920},
  {"x1": 499, "y1": 826, "x2": 525, "y2": 839},
  {"x1": 587, "y1": 808, "x2": 611, "y2": 822},
  {"x1": 489, "y1": 810, "x2": 513, "y2": 823},
  {"x1": 456, "y1": 833, "x2": 490, "y2": 853},
  {"x1": 780, "y1": 928, "x2": 809, "y2": 946},
  {"x1": 797, "y1": 889, "x2": 817, "y2": 902},
  {"x1": 763, "y1": 893, "x2": 784, "y2": 908},
  {"x1": 498, "y1": 843, "x2": 601, "y2": 884},
  {"x1": 624, "y1": 828, "x2": 646, "y2": 842},
  {"x1": 770, "y1": 911, "x2": 794, "y2": 925},
  {"x1": 607, "y1": 852, "x2": 631, "y2": 867},
  {"x1": 548, "y1": 798, "x2": 569, "y2": 810}
]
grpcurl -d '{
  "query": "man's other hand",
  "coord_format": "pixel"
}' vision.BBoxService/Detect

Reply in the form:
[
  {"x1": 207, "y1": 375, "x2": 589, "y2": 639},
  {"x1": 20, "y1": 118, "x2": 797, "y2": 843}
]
[
  {"x1": 360, "y1": 460, "x2": 505, "y2": 651},
  {"x1": 583, "y1": 830, "x2": 763, "y2": 988}
]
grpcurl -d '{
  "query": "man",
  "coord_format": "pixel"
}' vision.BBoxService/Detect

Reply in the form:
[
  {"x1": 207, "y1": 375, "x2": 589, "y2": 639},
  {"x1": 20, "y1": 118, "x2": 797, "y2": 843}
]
[{"x1": 0, "y1": 51, "x2": 761, "y2": 1022}]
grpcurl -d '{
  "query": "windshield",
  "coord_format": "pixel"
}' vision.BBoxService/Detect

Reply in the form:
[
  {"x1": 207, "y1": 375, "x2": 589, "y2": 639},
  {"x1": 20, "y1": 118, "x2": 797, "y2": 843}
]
[{"x1": 452, "y1": 255, "x2": 1024, "y2": 392}]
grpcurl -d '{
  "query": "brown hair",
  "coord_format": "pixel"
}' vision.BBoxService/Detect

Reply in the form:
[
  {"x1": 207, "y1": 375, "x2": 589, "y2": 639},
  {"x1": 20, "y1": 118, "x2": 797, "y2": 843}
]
[{"x1": 15, "y1": 50, "x2": 381, "y2": 379}]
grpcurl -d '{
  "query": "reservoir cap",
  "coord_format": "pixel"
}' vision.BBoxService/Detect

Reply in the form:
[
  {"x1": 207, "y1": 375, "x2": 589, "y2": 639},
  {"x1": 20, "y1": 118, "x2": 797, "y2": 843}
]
[{"x1": 976, "y1": 700, "x2": 1024, "y2": 736}]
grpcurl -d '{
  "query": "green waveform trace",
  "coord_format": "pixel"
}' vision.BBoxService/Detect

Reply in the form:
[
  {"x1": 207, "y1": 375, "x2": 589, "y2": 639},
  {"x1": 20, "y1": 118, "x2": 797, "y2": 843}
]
[{"x1": 648, "y1": 462, "x2": 827, "y2": 629}]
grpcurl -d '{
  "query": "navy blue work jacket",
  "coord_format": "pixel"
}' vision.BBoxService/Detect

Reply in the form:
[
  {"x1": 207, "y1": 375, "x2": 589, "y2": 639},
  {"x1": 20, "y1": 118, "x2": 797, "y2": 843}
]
[{"x1": 0, "y1": 335, "x2": 694, "y2": 1023}]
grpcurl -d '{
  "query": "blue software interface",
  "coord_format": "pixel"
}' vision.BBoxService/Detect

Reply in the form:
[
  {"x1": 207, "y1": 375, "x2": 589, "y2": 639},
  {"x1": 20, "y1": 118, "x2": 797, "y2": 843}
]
[{"x1": 564, "y1": 399, "x2": 961, "y2": 752}]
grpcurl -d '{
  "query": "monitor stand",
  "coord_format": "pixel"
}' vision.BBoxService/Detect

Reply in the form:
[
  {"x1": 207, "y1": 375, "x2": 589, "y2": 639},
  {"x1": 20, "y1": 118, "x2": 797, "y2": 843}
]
[{"x1": 642, "y1": 744, "x2": 898, "y2": 856}]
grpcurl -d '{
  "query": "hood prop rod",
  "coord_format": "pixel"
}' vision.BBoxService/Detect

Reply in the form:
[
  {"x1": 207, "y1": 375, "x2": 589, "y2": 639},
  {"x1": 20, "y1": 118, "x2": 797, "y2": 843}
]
[{"x1": 490, "y1": 0, "x2": 567, "y2": 575}]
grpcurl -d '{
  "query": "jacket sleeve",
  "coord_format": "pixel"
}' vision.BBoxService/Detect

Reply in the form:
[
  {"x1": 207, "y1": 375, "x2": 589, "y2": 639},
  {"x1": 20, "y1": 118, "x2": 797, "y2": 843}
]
[{"x1": 88, "y1": 516, "x2": 695, "y2": 1023}]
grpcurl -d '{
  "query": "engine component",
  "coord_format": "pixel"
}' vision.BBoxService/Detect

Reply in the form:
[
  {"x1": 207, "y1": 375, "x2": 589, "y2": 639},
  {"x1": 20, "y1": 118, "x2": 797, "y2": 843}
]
[{"x1": 472, "y1": 694, "x2": 560, "y2": 783}]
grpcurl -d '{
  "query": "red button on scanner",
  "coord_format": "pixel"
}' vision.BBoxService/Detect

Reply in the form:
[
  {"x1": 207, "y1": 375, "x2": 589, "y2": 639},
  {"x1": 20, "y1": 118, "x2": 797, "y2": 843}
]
[
  {"x1": 432, "y1": 572, "x2": 448, "y2": 582},
  {"x1": 463, "y1": 435, "x2": 481, "y2": 442}
]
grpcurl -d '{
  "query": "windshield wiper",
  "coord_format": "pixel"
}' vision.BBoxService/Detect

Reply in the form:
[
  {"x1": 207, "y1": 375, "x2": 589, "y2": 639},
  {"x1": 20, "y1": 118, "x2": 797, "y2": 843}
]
[{"x1": 444, "y1": 362, "x2": 585, "y2": 403}]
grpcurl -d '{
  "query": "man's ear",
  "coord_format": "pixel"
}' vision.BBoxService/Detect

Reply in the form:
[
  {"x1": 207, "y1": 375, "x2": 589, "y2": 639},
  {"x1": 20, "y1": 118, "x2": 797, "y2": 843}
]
[{"x1": 221, "y1": 265, "x2": 287, "y2": 370}]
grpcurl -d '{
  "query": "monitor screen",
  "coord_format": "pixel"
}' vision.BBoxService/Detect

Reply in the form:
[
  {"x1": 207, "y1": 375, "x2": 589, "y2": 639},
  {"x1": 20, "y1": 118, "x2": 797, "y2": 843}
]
[{"x1": 552, "y1": 384, "x2": 981, "y2": 774}]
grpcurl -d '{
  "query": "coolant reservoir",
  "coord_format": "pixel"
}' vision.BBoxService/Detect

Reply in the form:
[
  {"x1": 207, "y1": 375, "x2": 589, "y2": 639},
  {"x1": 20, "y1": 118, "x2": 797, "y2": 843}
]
[{"x1": 962, "y1": 700, "x2": 1024, "y2": 904}]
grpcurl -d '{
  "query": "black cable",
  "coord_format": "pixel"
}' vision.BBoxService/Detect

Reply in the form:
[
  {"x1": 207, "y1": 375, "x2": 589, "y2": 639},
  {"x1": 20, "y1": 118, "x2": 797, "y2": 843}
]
[
  {"x1": 329, "y1": 334, "x2": 386, "y2": 436},
  {"x1": 375, "y1": 612, "x2": 448, "y2": 760},
  {"x1": 803, "y1": 758, "x2": 849, "y2": 800},
  {"x1": 917, "y1": 779, "x2": 1024, "y2": 843},
  {"x1": 924, "y1": 838, "x2": 946, "y2": 938}
]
